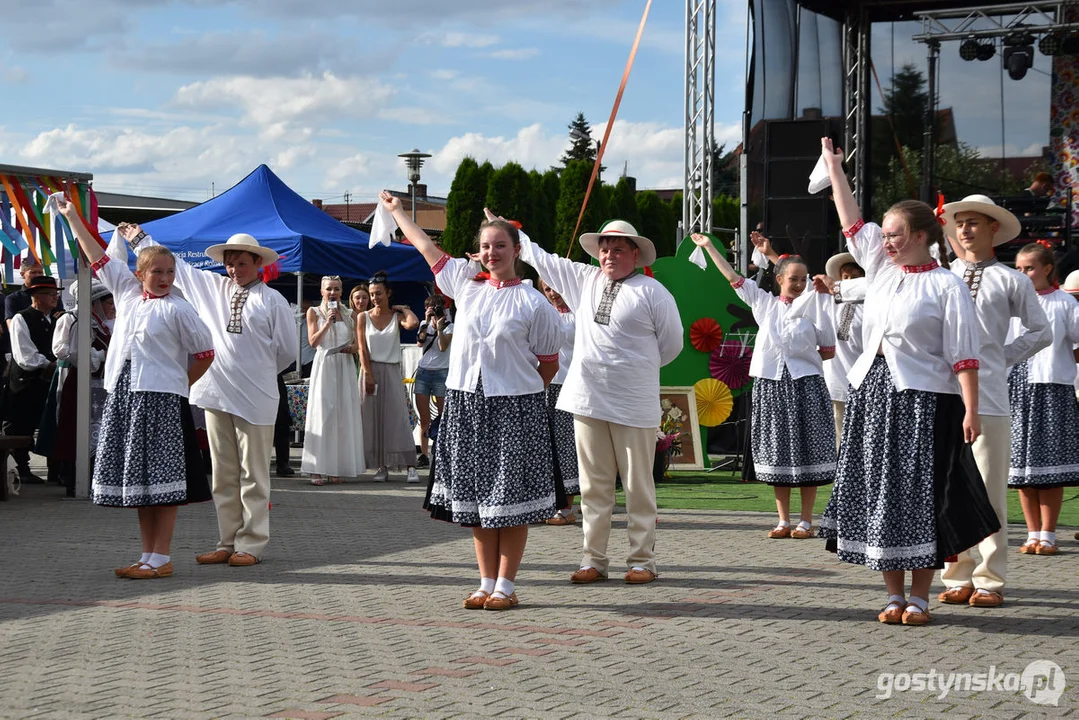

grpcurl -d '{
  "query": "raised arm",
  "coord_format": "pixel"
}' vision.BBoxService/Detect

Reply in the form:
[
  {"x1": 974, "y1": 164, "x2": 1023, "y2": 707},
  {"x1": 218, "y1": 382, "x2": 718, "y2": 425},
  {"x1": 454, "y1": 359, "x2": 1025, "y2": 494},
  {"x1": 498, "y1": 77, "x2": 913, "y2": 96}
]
[
  {"x1": 822, "y1": 137, "x2": 860, "y2": 231},
  {"x1": 381, "y1": 191, "x2": 445, "y2": 268},
  {"x1": 57, "y1": 198, "x2": 104, "y2": 264},
  {"x1": 689, "y1": 233, "x2": 740, "y2": 283}
]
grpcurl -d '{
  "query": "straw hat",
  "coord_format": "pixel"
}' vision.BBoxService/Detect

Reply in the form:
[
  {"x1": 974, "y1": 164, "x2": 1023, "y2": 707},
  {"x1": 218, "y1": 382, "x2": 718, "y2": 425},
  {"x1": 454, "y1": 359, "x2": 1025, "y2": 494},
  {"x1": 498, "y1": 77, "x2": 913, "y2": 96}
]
[
  {"x1": 205, "y1": 233, "x2": 279, "y2": 266},
  {"x1": 941, "y1": 195, "x2": 1022, "y2": 247},
  {"x1": 825, "y1": 252, "x2": 860, "y2": 281},
  {"x1": 1062, "y1": 270, "x2": 1079, "y2": 295},
  {"x1": 579, "y1": 220, "x2": 656, "y2": 268}
]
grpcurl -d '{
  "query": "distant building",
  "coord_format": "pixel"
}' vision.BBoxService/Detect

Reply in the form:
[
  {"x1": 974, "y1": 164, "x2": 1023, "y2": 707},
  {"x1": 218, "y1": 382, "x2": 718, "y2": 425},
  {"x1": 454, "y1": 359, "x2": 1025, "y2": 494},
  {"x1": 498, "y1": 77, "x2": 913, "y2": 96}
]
[
  {"x1": 95, "y1": 191, "x2": 197, "y2": 225},
  {"x1": 312, "y1": 185, "x2": 447, "y2": 237}
]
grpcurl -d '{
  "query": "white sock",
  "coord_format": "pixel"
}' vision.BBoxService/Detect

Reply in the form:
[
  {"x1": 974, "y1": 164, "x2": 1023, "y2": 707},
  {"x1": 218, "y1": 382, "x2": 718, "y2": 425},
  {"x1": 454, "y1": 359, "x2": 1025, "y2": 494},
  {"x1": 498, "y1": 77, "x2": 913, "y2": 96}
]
[
  {"x1": 148, "y1": 553, "x2": 170, "y2": 568},
  {"x1": 139, "y1": 552, "x2": 152, "y2": 564},
  {"x1": 886, "y1": 594, "x2": 905, "y2": 608},
  {"x1": 479, "y1": 577, "x2": 495, "y2": 594},
  {"x1": 796, "y1": 520, "x2": 812, "y2": 530},
  {"x1": 1027, "y1": 531, "x2": 1040, "y2": 543},
  {"x1": 493, "y1": 577, "x2": 515, "y2": 598},
  {"x1": 776, "y1": 520, "x2": 790, "y2": 528},
  {"x1": 1040, "y1": 530, "x2": 1056, "y2": 545},
  {"x1": 907, "y1": 596, "x2": 928, "y2": 612}
]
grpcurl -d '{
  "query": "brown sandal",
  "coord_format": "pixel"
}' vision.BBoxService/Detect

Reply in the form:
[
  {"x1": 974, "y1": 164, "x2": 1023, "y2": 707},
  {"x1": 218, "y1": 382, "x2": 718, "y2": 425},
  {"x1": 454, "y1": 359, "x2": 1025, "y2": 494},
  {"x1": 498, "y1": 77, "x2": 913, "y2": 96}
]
[
  {"x1": 483, "y1": 592, "x2": 519, "y2": 611},
  {"x1": 462, "y1": 590, "x2": 490, "y2": 609},
  {"x1": 877, "y1": 600, "x2": 904, "y2": 625}
]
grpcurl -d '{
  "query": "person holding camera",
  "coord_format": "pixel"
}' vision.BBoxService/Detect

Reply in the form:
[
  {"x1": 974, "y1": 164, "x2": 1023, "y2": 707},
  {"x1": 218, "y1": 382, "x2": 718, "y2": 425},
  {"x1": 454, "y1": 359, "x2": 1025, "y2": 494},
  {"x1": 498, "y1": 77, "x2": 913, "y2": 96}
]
[
  {"x1": 357, "y1": 272, "x2": 420, "y2": 482},
  {"x1": 413, "y1": 294, "x2": 453, "y2": 468},
  {"x1": 300, "y1": 275, "x2": 364, "y2": 485}
]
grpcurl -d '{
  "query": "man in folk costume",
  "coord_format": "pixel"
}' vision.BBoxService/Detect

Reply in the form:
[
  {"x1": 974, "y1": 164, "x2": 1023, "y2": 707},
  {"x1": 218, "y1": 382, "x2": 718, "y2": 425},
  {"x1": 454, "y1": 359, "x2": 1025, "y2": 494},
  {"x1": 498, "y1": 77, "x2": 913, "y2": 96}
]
[
  {"x1": 519, "y1": 220, "x2": 683, "y2": 584},
  {"x1": 5, "y1": 275, "x2": 60, "y2": 483},
  {"x1": 936, "y1": 196, "x2": 1051, "y2": 608},
  {"x1": 125, "y1": 227, "x2": 297, "y2": 566}
]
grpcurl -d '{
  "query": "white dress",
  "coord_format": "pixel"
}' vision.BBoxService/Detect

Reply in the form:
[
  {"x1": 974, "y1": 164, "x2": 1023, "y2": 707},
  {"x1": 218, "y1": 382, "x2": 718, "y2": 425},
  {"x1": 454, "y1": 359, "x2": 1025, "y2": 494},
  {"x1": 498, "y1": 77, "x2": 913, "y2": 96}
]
[{"x1": 301, "y1": 307, "x2": 365, "y2": 477}]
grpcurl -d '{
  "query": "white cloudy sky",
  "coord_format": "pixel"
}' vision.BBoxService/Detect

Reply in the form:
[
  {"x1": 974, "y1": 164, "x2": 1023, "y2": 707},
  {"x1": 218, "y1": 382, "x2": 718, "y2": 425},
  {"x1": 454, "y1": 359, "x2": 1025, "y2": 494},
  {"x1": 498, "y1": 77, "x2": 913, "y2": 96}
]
[{"x1": 0, "y1": 1, "x2": 1055, "y2": 204}]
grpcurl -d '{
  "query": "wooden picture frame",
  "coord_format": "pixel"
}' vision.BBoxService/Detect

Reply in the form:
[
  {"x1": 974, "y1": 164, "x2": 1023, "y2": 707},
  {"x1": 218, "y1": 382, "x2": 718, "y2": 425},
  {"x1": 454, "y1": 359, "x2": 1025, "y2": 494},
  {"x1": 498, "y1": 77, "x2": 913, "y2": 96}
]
[{"x1": 659, "y1": 386, "x2": 704, "y2": 470}]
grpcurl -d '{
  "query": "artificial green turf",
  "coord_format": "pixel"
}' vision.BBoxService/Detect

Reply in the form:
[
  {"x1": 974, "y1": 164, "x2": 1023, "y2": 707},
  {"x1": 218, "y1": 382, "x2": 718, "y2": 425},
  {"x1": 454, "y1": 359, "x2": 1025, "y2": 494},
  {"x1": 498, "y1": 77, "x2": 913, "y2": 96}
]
[{"x1": 616, "y1": 469, "x2": 1079, "y2": 528}]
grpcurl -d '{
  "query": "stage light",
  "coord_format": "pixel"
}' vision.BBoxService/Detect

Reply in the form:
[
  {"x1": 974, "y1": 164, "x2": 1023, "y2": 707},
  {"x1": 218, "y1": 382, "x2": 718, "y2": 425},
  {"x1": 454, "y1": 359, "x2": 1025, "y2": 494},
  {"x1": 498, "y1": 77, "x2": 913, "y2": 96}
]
[
  {"x1": 1039, "y1": 33, "x2": 1061, "y2": 56},
  {"x1": 1004, "y1": 45, "x2": 1034, "y2": 80},
  {"x1": 959, "y1": 39, "x2": 979, "y2": 61},
  {"x1": 976, "y1": 42, "x2": 996, "y2": 61}
]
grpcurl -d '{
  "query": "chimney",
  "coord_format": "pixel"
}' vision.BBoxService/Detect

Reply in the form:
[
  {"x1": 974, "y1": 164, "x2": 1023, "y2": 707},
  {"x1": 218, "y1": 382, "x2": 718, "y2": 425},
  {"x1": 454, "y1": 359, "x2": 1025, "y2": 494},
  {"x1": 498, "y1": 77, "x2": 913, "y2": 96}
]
[
  {"x1": 312, "y1": 198, "x2": 323, "y2": 209},
  {"x1": 414, "y1": 184, "x2": 428, "y2": 200}
]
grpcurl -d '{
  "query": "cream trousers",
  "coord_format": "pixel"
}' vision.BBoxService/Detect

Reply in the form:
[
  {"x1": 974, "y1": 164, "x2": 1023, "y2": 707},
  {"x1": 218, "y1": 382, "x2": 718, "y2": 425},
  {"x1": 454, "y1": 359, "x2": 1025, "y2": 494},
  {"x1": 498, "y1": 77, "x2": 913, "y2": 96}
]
[{"x1": 206, "y1": 409, "x2": 274, "y2": 559}]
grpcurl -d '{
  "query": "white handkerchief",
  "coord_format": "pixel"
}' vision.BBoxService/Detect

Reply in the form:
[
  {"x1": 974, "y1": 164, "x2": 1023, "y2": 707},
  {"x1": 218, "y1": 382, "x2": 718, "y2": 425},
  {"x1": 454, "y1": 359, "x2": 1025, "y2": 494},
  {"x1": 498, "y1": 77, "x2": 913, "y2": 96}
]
[
  {"x1": 43, "y1": 191, "x2": 66, "y2": 216},
  {"x1": 688, "y1": 245, "x2": 707, "y2": 270},
  {"x1": 369, "y1": 202, "x2": 396, "y2": 249},
  {"x1": 808, "y1": 155, "x2": 831, "y2": 194},
  {"x1": 752, "y1": 247, "x2": 769, "y2": 269}
]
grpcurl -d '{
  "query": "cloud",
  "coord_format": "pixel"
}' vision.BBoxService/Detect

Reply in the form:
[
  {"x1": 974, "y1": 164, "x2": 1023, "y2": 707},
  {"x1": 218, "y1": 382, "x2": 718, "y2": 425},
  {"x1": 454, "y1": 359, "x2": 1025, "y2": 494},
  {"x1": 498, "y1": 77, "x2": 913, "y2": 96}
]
[
  {"x1": 489, "y1": 48, "x2": 541, "y2": 60},
  {"x1": 171, "y1": 72, "x2": 396, "y2": 130},
  {"x1": 974, "y1": 142, "x2": 1046, "y2": 159},
  {"x1": 427, "y1": 31, "x2": 500, "y2": 48},
  {"x1": 430, "y1": 124, "x2": 567, "y2": 175},
  {"x1": 322, "y1": 153, "x2": 373, "y2": 190}
]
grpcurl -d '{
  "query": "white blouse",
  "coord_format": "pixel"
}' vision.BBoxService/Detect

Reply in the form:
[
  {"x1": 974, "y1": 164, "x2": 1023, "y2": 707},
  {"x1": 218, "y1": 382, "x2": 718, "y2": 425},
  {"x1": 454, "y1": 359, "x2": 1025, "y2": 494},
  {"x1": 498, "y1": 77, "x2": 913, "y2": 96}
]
[
  {"x1": 518, "y1": 233, "x2": 684, "y2": 428},
  {"x1": 845, "y1": 220, "x2": 980, "y2": 395},
  {"x1": 1007, "y1": 288, "x2": 1079, "y2": 386},
  {"x1": 92, "y1": 255, "x2": 213, "y2": 398},
  {"x1": 822, "y1": 299, "x2": 864, "y2": 402},
  {"x1": 433, "y1": 256, "x2": 562, "y2": 397},
  {"x1": 365, "y1": 312, "x2": 403, "y2": 364},
  {"x1": 552, "y1": 310, "x2": 575, "y2": 385},
  {"x1": 732, "y1": 277, "x2": 835, "y2": 381},
  {"x1": 135, "y1": 238, "x2": 298, "y2": 425},
  {"x1": 53, "y1": 313, "x2": 104, "y2": 373},
  {"x1": 950, "y1": 258, "x2": 1051, "y2": 416}
]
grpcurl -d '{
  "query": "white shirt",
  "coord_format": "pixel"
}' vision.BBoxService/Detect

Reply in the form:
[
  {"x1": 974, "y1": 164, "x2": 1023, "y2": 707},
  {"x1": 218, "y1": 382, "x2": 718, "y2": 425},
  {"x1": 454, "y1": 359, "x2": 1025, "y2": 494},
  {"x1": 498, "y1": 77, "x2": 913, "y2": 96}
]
[
  {"x1": 732, "y1": 278, "x2": 835, "y2": 381},
  {"x1": 434, "y1": 256, "x2": 562, "y2": 397},
  {"x1": 10, "y1": 311, "x2": 52, "y2": 371},
  {"x1": 951, "y1": 258, "x2": 1051, "y2": 416},
  {"x1": 552, "y1": 310, "x2": 575, "y2": 385},
  {"x1": 821, "y1": 297, "x2": 864, "y2": 402},
  {"x1": 416, "y1": 319, "x2": 454, "y2": 371},
  {"x1": 1007, "y1": 288, "x2": 1079, "y2": 386},
  {"x1": 519, "y1": 234, "x2": 684, "y2": 428},
  {"x1": 137, "y1": 238, "x2": 298, "y2": 425},
  {"x1": 92, "y1": 255, "x2": 213, "y2": 398},
  {"x1": 365, "y1": 312, "x2": 404, "y2": 364},
  {"x1": 53, "y1": 313, "x2": 104, "y2": 373},
  {"x1": 845, "y1": 221, "x2": 981, "y2": 395}
]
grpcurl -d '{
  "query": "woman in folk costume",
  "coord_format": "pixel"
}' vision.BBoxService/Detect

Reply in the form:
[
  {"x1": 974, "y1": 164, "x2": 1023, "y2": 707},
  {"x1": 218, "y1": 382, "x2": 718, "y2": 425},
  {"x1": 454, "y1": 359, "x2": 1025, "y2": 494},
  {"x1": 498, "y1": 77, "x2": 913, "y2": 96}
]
[
  {"x1": 815, "y1": 137, "x2": 999, "y2": 626},
  {"x1": 690, "y1": 232, "x2": 836, "y2": 540},
  {"x1": 60, "y1": 201, "x2": 214, "y2": 579},
  {"x1": 538, "y1": 279, "x2": 580, "y2": 526},
  {"x1": 814, "y1": 253, "x2": 865, "y2": 447},
  {"x1": 36, "y1": 279, "x2": 114, "y2": 497},
  {"x1": 381, "y1": 191, "x2": 562, "y2": 612},
  {"x1": 1008, "y1": 242, "x2": 1079, "y2": 556},
  {"x1": 301, "y1": 275, "x2": 364, "y2": 485}
]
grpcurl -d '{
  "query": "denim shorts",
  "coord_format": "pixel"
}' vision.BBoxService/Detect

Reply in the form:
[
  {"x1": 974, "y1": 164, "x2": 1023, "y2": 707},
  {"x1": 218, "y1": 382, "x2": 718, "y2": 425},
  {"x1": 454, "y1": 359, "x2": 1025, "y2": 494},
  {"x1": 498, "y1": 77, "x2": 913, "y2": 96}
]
[{"x1": 413, "y1": 366, "x2": 449, "y2": 397}]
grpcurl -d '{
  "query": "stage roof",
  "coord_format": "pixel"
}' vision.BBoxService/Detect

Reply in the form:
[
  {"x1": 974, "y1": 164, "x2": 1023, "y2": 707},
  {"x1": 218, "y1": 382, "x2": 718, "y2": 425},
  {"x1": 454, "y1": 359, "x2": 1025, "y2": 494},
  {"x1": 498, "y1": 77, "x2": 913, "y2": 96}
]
[{"x1": 796, "y1": 1, "x2": 1007, "y2": 23}]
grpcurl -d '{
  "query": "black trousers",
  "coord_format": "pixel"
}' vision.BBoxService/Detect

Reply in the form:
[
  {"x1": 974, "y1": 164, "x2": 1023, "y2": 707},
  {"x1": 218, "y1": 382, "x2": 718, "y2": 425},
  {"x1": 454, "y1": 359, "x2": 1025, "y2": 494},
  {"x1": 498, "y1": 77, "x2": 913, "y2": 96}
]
[
  {"x1": 3, "y1": 382, "x2": 49, "y2": 469},
  {"x1": 273, "y1": 373, "x2": 291, "y2": 467}
]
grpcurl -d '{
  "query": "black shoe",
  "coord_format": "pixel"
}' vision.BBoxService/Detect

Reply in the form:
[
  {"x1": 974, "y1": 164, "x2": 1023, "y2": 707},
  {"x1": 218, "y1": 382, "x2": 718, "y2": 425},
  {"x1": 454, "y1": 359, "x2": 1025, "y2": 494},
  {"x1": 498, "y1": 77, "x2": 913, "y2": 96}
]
[
  {"x1": 18, "y1": 468, "x2": 45, "y2": 484},
  {"x1": 416, "y1": 454, "x2": 430, "y2": 469},
  {"x1": 276, "y1": 464, "x2": 296, "y2": 477}
]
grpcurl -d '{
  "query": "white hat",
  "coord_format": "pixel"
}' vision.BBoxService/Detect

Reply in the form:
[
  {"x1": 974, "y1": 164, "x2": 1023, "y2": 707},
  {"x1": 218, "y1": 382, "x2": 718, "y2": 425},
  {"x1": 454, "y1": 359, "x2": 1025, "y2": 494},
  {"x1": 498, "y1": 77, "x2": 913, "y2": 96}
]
[
  {"x1": 1062, "y1": 270, "x2": 1079, "y2": 295},
  {"x1": 579, "y1": 220, "x2": 656, "y2": 268},
  {"x1": 69, "y1": 279, "x2": 112, "y2": 302},
  {"x1": 941, "y1": 195, "x2": 1022, "y2": 247},
  {"x1": 825, "y1": 252, "x2": 860, "y2": 281},
  {"x1": 205, "y1": 233, "x2": 279, "y2": 266}
]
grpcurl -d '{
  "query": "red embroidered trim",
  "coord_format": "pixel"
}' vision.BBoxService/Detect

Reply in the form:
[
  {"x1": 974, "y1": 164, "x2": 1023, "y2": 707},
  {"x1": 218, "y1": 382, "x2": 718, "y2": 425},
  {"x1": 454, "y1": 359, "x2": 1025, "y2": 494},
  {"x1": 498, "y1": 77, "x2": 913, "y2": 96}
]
[
  {"x1": 903, "y1": 261, "x2": 939, "y2": 274},
  {"x1": 1037, "y1": 287, "x2": 1056, "y2": 296},
  {"x1": 194, "y1": 350, "x2": 215, "y2": 360},
  {"x1": 778, "y1": 295, "x2": 794, "y2": 305},
  {"x1": 536, "y1": 352, "x2": 559, "y2": 363},
  {"x1": 731, "y1": 277, "x2": 745, "y2": 289},
  {"x1": 431, "y1": 254, "x2": 450, "y2": 274},
  {"x1": 842, "y1": 219, "x2": 865, "y2": 239},
  {"x1": 487, "y1": 278, "x2": 522, "y2": 289},
  {"x1": 557, "y1": 306, "x2": 571, "y2": 314},
  {"x1": 90, "y1": 256, "x2": 110, "y2": 272},
  {"x1": 819, "y1": 346, "x2": 836, "y2": 353},
  {"x1": 142, "y1": 291, "x2": 170, "y2": 300},
  {"x1": 953, "y1": 359, "x2": 979, "y2": 372}
]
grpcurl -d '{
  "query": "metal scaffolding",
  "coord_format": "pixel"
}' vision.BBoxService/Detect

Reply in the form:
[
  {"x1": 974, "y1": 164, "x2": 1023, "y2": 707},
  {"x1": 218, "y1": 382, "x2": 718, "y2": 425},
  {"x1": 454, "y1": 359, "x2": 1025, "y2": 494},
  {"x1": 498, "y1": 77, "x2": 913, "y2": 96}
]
[
  {"x1": 684, "y1": 0, "x2": 716, "y2": 237},
  {"x1": 842, "y1": 7, "x2": 872, "y2": 213}
]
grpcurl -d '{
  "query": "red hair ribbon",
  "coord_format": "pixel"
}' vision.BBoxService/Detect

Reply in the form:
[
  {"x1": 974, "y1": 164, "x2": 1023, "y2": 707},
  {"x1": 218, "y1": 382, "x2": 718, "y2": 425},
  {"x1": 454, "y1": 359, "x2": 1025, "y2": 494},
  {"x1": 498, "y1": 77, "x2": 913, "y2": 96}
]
[
  {"x1": 777, "y1": 254, "x2": 791, "y2": 261},
  {"x1": 1036, "y1": 239, "x2": 1053, "y2": 250},
  {"x1": 472, "y1": 271, "x2": 491, "y2": 282},
  {"x1": 935, "y1": 193, "x2": 946, "y2": 226},
  {"x1": 508, "y1": 220, "x2": 522, "y2": 230}
]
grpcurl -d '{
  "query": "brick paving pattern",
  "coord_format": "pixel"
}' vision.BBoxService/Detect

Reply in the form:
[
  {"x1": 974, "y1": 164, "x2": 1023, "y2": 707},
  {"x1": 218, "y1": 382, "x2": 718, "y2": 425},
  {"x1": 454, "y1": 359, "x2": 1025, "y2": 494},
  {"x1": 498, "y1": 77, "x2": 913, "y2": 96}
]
[{"x1": 0, "y1": 465, "x2": 1075, "y2": 718}]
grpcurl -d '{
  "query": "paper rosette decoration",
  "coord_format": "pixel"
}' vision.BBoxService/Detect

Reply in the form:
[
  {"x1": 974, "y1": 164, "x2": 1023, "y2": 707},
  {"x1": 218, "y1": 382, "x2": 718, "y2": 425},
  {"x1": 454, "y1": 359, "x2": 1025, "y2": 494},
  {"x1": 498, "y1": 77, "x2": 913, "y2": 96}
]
[
  {"x1": 710, "y1": 339, "x2": 752, "y2": 390},
  {"x1": 694, "y1": 378, "x2": 733, "y2": 427},
  {"x1": 689, "y1": 317, "x2": 723, "y2": 353}
]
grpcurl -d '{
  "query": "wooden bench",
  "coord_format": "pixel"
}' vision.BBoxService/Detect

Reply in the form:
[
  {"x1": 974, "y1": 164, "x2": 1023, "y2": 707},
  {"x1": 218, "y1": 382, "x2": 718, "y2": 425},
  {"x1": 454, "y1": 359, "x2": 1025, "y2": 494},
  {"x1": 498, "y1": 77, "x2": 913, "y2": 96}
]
[{"x1": 0, "y1": 436, "x2": 35, "y2": 501}]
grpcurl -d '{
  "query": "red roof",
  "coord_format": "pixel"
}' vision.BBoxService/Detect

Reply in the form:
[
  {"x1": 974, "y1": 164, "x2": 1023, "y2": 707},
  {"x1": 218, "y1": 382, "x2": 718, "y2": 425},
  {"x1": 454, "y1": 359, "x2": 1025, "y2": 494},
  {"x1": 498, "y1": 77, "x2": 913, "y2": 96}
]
[{"x1": 320, "y1": 202, "x2": 377, "y2": 223}]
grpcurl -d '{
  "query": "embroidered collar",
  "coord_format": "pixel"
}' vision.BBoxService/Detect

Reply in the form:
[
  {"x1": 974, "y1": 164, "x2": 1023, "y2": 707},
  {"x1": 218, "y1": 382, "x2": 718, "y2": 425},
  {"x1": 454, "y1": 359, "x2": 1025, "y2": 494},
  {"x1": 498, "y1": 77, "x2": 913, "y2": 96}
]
[
  {"x1": 1037, "y1": 286, "x2": 1056, "y2": 296},
  {"x1": 142, "y1": 291, "x2": 170, "y2": 300},
  {"x1": 902, "y1": 261, "x2": 939, "y2": 274},
  {"x1": 240, "y1": 278, "x2": 262, "y2": 290},
  {"x1": 963, "y1": 257, "x2": 999, "y2": 270},
  {"x1": 778, "y1": 295, "x2": 795, "y2": 305},
  {"x1": 486, "y1": 277, "x2": 522, "y2": 289},
  {"x1": 557, "y1": 306, "x2": 571, "y2": 314}
]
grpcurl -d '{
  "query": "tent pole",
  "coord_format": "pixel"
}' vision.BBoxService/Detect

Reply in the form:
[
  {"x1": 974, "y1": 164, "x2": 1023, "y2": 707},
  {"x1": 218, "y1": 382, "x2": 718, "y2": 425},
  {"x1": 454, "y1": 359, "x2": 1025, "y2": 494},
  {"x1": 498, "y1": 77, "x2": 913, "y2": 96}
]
[
  {"x1": 74, "y1": 231, "x2": 92, "y2": 498},
  {"x1": 294, "y1": 271, "x2": 303, "y2": 444}
]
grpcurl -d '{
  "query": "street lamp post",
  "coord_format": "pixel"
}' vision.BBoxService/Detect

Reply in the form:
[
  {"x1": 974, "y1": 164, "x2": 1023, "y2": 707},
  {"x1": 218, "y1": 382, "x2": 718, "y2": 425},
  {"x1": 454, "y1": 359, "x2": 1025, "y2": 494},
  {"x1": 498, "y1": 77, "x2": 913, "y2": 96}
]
[{"x1": 397, "y1": 148, "x2": 432, "y2": 223}]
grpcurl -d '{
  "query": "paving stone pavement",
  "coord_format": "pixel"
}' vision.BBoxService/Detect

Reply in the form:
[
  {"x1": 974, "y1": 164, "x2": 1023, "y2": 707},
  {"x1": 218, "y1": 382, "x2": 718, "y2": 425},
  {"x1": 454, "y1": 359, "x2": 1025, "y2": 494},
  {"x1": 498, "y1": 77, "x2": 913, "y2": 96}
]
[{"x1": 0, "y1": 465, "x2": 1076, "y2": 719}]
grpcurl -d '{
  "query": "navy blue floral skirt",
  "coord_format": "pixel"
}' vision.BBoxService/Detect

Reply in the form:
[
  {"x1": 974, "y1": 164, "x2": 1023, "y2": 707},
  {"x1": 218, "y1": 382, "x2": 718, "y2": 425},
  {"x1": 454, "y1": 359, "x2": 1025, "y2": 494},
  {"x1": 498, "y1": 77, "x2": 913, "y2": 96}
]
[
  {"x1": 750, "y1": 368, "x2": 836, "y2": 487},
  {"x1": 1008, "y1": 360, "x2": 1079, "y2": 488}
]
